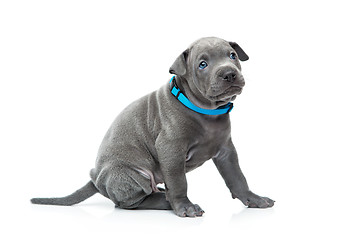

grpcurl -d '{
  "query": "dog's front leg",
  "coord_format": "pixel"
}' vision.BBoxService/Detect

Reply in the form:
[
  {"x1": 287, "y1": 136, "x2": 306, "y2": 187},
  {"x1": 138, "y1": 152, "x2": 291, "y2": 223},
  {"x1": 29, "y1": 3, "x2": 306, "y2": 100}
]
[
  {"x1": 213, "y1": 139, "x2": 275, "y2": 208},
  {"x1": 156, "y1": 141, "x2": 204, "y2": 217}
]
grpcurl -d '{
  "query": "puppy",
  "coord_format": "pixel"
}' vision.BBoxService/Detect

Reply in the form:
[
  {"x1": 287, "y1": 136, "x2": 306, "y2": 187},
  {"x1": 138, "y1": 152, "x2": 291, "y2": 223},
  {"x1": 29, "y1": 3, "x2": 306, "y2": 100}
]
[{"x1": 31, "y1": 37, "x2": 274, "y2": 217}]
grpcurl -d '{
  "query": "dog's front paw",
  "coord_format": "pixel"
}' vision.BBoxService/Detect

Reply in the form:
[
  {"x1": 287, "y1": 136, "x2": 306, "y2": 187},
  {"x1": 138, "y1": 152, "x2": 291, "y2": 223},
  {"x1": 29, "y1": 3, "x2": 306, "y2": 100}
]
[
  {"x1": 171, "y1": 197, "x2": 205, "y2": 217},
  {"x1": 238, "y1": 191, "x2": 275, "y2": 208}
]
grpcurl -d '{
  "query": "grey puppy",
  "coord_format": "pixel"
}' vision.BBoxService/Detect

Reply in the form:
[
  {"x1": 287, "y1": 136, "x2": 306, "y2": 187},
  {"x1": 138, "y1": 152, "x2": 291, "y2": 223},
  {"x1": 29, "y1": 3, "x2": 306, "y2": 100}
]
[{"x1": 31, "y1": 37, "x2": 274, "y2": 217}]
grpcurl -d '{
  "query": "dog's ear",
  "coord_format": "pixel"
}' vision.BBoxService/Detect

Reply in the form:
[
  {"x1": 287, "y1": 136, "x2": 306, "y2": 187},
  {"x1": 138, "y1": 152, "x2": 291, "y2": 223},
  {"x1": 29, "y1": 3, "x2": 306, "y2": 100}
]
[
  {"x1": 229, "y1": 42, "x2": 249, "y2": 61},
  {"x1": 169, "y1": 49, "x2": 189, "y2": 76}
]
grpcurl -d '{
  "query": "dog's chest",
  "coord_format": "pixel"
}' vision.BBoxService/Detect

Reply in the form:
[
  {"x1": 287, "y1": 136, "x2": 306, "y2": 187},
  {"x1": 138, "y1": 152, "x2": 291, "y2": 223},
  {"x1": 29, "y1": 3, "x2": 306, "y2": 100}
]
[{"x1": 184, "y1": 120, "x2": 230, "y2": 172}]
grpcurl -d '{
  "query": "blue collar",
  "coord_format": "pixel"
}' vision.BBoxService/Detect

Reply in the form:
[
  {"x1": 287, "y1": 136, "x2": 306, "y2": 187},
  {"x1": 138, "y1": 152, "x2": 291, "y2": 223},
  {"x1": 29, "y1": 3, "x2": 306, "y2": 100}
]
[{"x1": 169, "y1": 76, "x2": 233, "y2": 115}]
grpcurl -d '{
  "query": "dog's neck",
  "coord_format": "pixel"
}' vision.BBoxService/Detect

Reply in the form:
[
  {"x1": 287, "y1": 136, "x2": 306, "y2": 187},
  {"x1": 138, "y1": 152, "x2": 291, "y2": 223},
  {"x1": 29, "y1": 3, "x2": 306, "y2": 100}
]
[
  {"x1": 171, "y1": 76, "x2": 233, "y2": 117},
  {"x1": 175, "y1": 75, "x2": 225, "y2": 110}
]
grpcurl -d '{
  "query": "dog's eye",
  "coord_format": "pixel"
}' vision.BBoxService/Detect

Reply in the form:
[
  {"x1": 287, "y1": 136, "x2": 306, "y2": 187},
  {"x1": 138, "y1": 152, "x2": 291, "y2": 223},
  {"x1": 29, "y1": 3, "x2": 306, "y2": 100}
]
[
  {"x1": 199, "y1": 61, "x2": 208, "y2": 69},
  {"x1": 230, "y1": 52, "x2": 237, "y2": 60}
]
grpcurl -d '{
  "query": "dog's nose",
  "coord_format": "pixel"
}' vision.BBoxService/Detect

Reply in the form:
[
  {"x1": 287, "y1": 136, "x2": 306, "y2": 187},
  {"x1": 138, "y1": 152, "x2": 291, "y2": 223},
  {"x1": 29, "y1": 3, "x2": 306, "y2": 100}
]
[{"x1": 222, "y1": 71, "x2": 237, "y2": 83}]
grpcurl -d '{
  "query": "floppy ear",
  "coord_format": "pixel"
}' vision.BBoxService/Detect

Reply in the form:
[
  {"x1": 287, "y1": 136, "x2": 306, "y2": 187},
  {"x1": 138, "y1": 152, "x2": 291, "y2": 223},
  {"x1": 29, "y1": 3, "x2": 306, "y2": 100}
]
[
  {"x1": 169, "y1": 49, "x2": 189, "y2": 76},
  {"x1": 229, "y1": 42, "x2": 249, "y2": 61}
]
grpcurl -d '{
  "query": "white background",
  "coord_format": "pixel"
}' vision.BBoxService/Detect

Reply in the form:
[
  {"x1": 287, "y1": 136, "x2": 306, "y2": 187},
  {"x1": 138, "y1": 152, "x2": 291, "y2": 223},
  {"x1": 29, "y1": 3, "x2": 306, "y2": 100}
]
[{"x1": 1, "y1": 0, "x2": 359, "y2": 239}]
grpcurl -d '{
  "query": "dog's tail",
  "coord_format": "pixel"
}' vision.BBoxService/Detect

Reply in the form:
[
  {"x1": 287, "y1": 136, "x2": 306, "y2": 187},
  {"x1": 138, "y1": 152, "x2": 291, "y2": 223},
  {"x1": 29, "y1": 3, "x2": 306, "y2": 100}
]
[{"x1": 31, "y1": 181, "x2": 98, "y2": 206}]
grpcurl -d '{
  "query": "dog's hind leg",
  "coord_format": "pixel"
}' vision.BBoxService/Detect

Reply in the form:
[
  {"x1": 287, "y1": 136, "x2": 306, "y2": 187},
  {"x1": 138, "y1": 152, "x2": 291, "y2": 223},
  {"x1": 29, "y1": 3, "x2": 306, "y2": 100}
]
[
  {"x1": 135, "y1": 192, "x2": 172, "y2": 210},
  {"x1": 93, "y1": 165, "x2": 172, "y2": 210}
]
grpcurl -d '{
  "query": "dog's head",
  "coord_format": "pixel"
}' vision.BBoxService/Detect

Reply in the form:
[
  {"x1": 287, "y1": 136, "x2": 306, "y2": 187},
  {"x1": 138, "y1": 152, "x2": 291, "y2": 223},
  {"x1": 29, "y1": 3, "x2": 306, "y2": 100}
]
[{"x1": 170, "y1": 37, "x2": 248, "y2": 108}]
